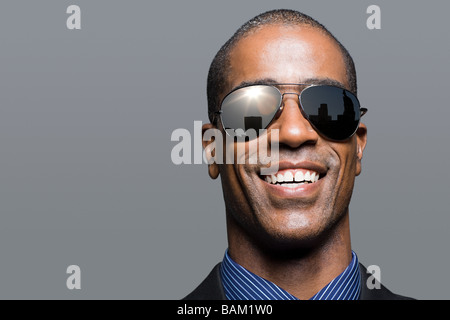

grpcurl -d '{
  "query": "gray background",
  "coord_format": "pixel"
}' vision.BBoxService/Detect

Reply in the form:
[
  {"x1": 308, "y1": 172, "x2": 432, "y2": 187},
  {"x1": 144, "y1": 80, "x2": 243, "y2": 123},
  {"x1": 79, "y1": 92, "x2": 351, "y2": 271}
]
[{"x1": 0, "y1": 0, "x2": 448, "y2": 299}]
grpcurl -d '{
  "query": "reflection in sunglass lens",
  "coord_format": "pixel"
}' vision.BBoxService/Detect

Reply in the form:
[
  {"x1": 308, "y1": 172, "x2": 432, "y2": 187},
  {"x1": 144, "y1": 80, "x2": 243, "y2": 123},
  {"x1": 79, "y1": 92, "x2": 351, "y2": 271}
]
[
  {"x1": 220, "y1": 85, "x2": 281, "y2": 133},
  {"x1": 300, "y1": 85, "x2": 361, "y2": 141}
]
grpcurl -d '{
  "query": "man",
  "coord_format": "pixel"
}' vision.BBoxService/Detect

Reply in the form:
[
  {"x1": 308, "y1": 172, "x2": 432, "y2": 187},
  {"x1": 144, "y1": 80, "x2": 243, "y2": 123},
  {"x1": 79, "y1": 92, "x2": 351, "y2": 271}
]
[{"x1": 185, "y1": 9, "x2": 412, "y2": 300}]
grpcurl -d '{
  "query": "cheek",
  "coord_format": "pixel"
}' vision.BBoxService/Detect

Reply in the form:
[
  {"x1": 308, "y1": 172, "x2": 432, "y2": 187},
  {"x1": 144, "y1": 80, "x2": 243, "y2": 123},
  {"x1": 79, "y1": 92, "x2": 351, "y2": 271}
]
[
  {"x1": 331, "y1": 143, "x2": 359, "y2": 205},
  {"x1": 218, "y1": 136, "x2": 259, "y2": 193},
  {"x1": 219, "y1": 163, "x2": 252, "y2": 209},
  {"x1": 223, "y1": 138, "x2": 261, "y2": 166},
  {"x1": 219, "y1": 165, "x2": 243, "y2": 213},
  {"x1": 333, "y1": 139, "x2": 358, "y2": 174}
]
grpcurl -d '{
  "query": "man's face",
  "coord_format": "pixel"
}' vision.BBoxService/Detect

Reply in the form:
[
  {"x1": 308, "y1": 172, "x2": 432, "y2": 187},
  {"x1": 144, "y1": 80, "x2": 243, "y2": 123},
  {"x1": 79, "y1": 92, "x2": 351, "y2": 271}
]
[{"x1": 210, "y1": 25, "x2": 367, "y2": 251}]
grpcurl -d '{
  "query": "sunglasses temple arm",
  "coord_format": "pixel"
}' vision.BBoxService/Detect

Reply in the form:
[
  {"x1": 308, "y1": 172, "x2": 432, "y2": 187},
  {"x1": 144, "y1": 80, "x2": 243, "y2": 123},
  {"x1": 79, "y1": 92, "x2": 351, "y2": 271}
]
[
  {"x1": 212, "y1": 110, "x2": 222, "y2": 125},
  {"x1": 360, "y1": 108, "x2": 368, "y2": 117}
]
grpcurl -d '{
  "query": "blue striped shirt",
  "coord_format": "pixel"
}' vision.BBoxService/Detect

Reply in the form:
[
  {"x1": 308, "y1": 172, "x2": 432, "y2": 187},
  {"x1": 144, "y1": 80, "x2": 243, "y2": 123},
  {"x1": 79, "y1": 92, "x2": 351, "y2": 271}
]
[{"x1": 220, "y1": 250, "x2": 361, "y2": 300}]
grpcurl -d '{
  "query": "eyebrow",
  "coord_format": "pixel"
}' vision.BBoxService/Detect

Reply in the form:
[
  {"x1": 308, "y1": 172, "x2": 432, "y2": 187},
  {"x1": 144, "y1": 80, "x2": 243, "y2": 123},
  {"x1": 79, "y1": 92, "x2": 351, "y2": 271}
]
[
  {"x1": 230, "y1": 78, "x2": 279, "y2": 92},
  {"x1": 301, "y1": 77, "x2": 347, "y2": 89},
  {"x1": 230, "y1": 77, "x2": 348, "y2": 92}
]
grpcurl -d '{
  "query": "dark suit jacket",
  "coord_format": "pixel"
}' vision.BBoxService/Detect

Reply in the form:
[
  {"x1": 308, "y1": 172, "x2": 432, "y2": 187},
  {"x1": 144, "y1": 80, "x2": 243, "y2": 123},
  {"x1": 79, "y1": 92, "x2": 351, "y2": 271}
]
[{"x1": 183, "y1": 263, "x2": 414, "y2": 300}]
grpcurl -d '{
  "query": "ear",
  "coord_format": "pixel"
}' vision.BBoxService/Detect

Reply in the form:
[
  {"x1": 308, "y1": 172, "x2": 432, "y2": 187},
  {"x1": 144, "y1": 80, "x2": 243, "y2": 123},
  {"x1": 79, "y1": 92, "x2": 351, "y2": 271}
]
[
  {"x1": 202, "y1": 123, "x2": 220, "y2": 179},
  {"x1": 355, "y1": 122, "x2": 367, "y2": 176}
]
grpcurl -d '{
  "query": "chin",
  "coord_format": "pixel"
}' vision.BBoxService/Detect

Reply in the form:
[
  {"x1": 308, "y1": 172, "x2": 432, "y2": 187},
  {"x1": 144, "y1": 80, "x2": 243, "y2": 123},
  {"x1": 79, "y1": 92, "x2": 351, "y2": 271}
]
[
  {"x1": 251, "y1": 210, "x2": 344, "y2": 255},
  {"x1": 253, "y1": 223, "x2": 328, "y2": 254}
]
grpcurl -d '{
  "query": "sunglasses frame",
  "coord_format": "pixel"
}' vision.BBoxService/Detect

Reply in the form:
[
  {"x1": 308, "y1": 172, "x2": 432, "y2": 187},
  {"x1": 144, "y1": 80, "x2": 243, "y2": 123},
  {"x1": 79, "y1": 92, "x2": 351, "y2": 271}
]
[{"x1": 214, "y1": 83, "x2": 368, "y2": 142}]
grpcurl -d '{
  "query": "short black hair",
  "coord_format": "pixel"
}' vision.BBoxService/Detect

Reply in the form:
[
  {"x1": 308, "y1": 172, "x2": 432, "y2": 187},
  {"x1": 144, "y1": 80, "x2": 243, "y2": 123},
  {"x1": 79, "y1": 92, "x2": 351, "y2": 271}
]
[{"x1": 207, "y1": 9, "x2": 357, "y2": 124}]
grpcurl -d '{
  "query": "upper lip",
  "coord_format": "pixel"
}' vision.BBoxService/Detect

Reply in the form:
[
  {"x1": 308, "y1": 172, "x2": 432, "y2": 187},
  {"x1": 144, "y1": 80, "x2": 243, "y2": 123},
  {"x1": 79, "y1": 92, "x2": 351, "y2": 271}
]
[{"x1": 259, "y1": 160, "x2": 328, "y2": 176}]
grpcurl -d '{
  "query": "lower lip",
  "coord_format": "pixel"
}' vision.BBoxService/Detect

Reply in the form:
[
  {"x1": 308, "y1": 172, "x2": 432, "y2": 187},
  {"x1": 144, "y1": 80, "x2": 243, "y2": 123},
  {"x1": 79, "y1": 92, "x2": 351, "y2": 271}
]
[{"x1": 261, "y1": 177, "x2": 323, "y2": 198}]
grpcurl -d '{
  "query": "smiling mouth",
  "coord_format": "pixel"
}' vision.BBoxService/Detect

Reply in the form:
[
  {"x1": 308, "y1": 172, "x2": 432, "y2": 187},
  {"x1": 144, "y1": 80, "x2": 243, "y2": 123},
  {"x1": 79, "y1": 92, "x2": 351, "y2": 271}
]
[{"x1": 260, "y1": 169, "x2": 323, "y2": 188}]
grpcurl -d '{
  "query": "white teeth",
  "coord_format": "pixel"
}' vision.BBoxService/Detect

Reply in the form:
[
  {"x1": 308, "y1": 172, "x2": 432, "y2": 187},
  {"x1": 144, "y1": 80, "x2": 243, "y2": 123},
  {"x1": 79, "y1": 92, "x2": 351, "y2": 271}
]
[
  {"x1": 271, "y1": 174, "x2": 277, "y2": 184},
  {"x1": 284, "y1": 171, "x2": 294, "y2": 182},
  {"x1": 294, "y1": 171, "x2": 304, "y2": 182},
  {"x1": 264, "y1": 170, "x2": 321, "y2": 185},
  {"x1": 304, "y1": 171, "x2": 310, "y2": 181},
  {"x1": 277, "y1": 173, "x2": 284, "y2": 183}
]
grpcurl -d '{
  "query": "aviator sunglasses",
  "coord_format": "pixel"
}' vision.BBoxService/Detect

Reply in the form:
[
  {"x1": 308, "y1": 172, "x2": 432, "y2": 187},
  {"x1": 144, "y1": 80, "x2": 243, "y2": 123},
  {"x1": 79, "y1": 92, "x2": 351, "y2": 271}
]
[{"x1": 215, "y1": 83, "x2": 367, "y2": 141}]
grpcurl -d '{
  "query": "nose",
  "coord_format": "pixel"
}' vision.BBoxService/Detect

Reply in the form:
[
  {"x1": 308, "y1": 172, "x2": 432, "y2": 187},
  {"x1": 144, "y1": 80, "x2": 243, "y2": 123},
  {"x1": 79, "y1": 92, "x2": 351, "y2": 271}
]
[{"x1": 272, "y1": 94, "x2": 319, "y2": 148}]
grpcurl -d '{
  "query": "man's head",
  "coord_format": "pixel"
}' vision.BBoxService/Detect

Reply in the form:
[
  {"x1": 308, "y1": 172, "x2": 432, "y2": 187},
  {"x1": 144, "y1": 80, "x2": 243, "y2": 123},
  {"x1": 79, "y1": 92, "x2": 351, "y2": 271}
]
[
  {"x1": 203, "y1": 9, "x2": 367, "y2": 254},
  {"x1": 207, "y1": 9, "x2": 357, "y2": 125}
]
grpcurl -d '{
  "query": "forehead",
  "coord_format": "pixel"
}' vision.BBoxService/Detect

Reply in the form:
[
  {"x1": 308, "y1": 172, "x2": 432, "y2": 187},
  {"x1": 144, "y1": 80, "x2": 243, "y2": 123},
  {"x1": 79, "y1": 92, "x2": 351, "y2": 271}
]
[{"x1": 227, "y1": 24, "x2": 348, "y2": 91}]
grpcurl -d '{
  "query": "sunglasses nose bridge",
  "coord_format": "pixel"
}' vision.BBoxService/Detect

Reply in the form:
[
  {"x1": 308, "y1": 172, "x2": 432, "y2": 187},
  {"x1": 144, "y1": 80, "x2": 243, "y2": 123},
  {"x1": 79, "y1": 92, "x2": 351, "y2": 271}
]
[
  {"x1": 280, "y1": 92, "x2": 297, "y2": 107},
  {"x1": 275, "y1": 92, "x2": 319, "y2": 145},
  {"x1": 279, "y1": 92, "x2": 307, "y2": 118}
]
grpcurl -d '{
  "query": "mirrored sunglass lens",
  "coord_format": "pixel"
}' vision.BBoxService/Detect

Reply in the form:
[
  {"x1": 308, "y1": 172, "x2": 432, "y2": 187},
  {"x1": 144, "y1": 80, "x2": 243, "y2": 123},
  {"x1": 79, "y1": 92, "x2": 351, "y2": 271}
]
[
  {"x1": 300, "y1": 85, "x2": 361, "y2": 140},
  {"x1": 220, "y1": 85, "x2": 281, "y2": 134}
]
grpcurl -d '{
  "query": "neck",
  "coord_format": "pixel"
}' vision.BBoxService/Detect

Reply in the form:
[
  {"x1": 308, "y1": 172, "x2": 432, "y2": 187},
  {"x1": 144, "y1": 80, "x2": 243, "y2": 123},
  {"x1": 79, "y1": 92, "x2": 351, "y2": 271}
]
[{"x1": 226, "y1": 212, "x2": 352, "y2": 300}]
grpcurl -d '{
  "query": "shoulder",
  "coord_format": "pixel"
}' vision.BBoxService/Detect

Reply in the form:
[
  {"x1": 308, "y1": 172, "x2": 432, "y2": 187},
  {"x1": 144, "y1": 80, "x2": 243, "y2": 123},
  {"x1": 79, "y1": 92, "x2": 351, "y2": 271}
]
[
  {"x1": 358, "y1": 263, "x2": 415, "y2": 300},
  {"x1": 182, "y1": 263, "x2": 227, "y2": 300}
]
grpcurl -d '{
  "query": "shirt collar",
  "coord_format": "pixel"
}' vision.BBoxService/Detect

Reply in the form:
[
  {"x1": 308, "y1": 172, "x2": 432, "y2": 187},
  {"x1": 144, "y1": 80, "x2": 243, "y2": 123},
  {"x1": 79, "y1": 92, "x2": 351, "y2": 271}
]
[{"x1": 220, "y1": 249, "x2": 361, "y2": 300}]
